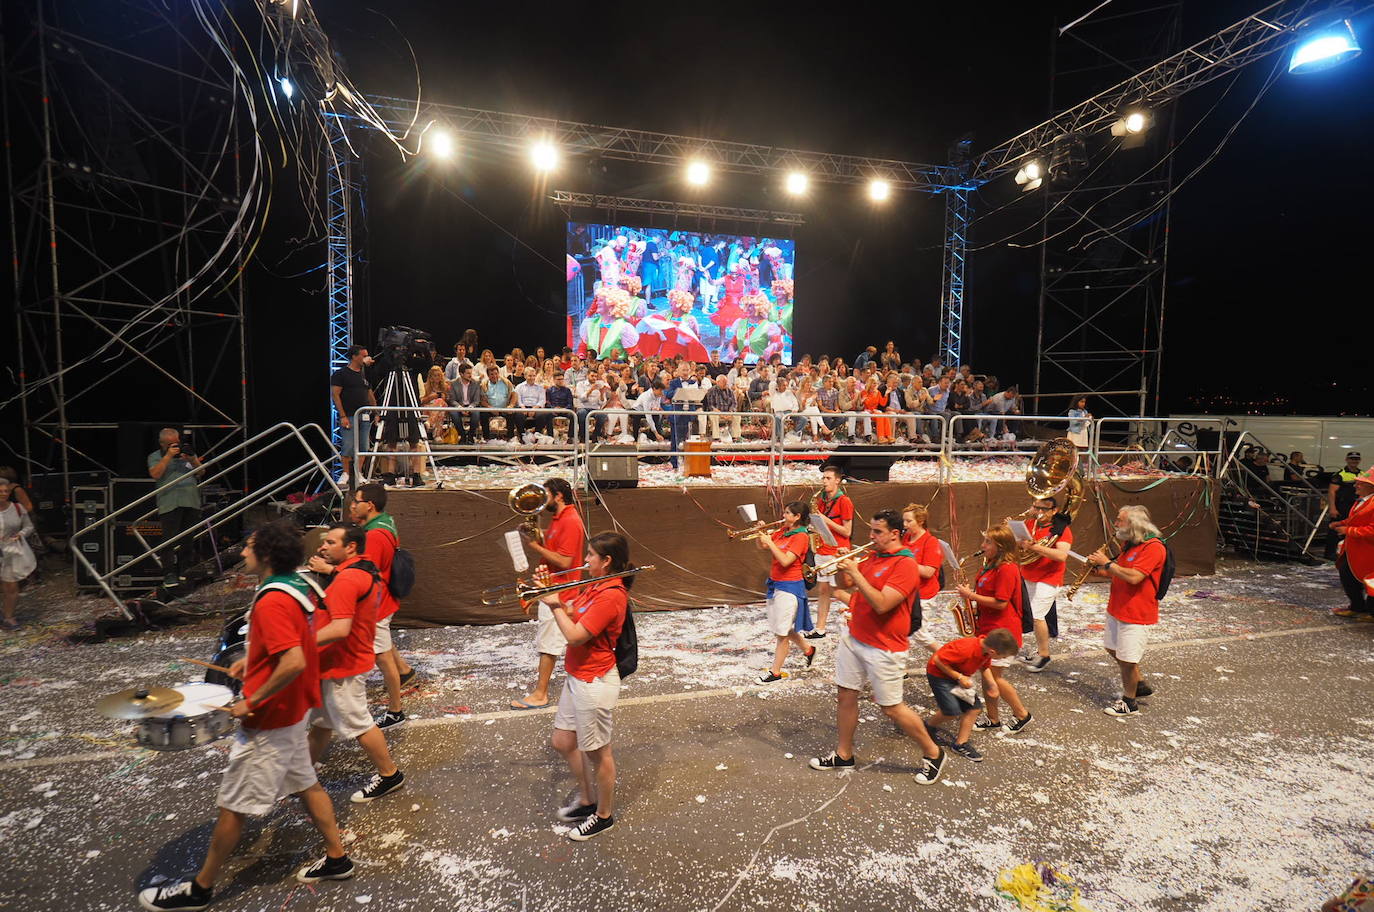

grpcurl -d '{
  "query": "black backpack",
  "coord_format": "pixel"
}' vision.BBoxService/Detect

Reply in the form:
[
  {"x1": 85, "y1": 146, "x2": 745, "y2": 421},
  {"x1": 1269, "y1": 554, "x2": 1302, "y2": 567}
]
[
  {"x1": 803, "y1": 548, "x2": 818, "y2": 591},
  {"x1": 1018, "y1": 578, "x2": 1034, "y2": 634},
  {"x1": 388, "y1": 547, "x2": 417, "y2": 599},
  {"x1": 614, "y1": 600, "x2": 638, "y2": 678},
  {"x1": 1152, "y1": 543, "x2": 1177, "y2": 600},
  {"x1": 908, "y1": 594, "x2": 923, "y2": 635}
]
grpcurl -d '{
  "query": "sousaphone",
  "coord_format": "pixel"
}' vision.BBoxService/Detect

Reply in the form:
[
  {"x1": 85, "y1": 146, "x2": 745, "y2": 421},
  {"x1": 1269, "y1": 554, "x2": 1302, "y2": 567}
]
[{"x1": 1013, "y1": 437, "x2": 1084, "y2": 563}]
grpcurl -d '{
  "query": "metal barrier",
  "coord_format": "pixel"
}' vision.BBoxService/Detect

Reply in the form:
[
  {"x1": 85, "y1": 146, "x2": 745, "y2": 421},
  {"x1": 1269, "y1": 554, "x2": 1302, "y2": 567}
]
[
  {"x1": 1217, "y1": 430, "x2": 1329, "y2": 555},
  {"x1": 945, "y1": 415, "x2": 1084, "y2": 482},
  {"x1": 70, "y1": 422, "x2": 342, "y2": 617},
  {"x1": 352, "y1": 405, "x2": 582, "y2": 486},
  {"x1": 1093, "y1": 416, "x2": 1225, "y2": 475}
]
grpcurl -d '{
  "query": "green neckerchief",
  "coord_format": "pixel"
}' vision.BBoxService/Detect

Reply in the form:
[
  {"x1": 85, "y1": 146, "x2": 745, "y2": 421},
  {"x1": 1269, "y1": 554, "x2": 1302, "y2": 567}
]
[
  {"x1": 363, "y1": 512, "x2": 397, "y2": 537},
  {"x1": 257, "y1": 572, "x2": 316, "y2": 601},
  {"x1": 780, "y1": 527, "x2": 808, "y2": 538},
  {"x1": 874, "y1": 547, "x2": 915, "y2": 560}
]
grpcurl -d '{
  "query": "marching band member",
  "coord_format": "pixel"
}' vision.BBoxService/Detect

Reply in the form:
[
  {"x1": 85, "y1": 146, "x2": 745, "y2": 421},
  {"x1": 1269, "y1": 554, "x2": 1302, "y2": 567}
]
[
  {"x1": 513, "y1": 478, "x2": 587, "y2": 711},
  {"x1": 1017, "y1": 496, "x2": 1072, "y2": 672},
  {"x1": 1087, "y1": 505, "x2": 1167, "y2": 716},
  {"x1": 900, "y1": 503, "x2": 943, "y2": 654},
  {"x1": 755, "y1": 501, "x2": 818, "y2": 683},
  {"x1": 306, "y1": 523, "x2": 406, "y2": 803},
  {"x1": 806, "y1": 465, "x2": 855, "y2": 639},
  {"x1": 807, "y1": 509, "x2": 946, "y2": 786},
  {"x1": 547, "y1": 531, "x2": 635, "y2": 841},
  {"x1": 138, "y1": 522, "x2": 352, "y2": 911},
  {"x1": 956, "y1": 525, "x2": 1032, "y2": 749},
  {"x1": 350, "y1": 484, "x2": 415, "y2": 730}
]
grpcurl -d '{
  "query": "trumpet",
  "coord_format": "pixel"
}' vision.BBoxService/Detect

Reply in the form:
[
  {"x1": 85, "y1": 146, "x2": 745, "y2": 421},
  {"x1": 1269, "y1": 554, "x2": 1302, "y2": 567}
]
[
  {"x1": 803, "y1": 542, "x2": 875, "y2": 586},
  {"x1": 727, "y1": 519, "x2": 786, "y2": 541},
  {"x1": 480, "y1": 565, "x2": 655, "y2": 608},
  {"x1": 480, "y1": 564, "x2": 590, "y2": 603}
]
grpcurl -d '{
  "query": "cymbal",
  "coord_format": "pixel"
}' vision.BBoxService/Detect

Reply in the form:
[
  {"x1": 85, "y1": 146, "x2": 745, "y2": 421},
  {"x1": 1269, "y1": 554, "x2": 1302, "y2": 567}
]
[{"x1": 96, "y1": 686, "x2": 184, "y2": 720}]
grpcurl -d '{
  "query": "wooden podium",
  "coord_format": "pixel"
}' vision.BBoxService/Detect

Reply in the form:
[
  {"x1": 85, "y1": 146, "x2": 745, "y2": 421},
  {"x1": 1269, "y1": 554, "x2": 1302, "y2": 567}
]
[{"x1": 683, "y1": 440, "x2": 713, "y2": 477}]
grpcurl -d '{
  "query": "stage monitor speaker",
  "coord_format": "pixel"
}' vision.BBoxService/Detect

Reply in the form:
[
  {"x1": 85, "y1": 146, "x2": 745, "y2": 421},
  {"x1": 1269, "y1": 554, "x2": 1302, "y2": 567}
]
[
  {"x1": 31, "y1": 471, "x2": 108, "y2": 535},
  {"x1": 827, "y1": 446, "x2": 892, "y2": 482},
  {"x1": 71, "y1": 485, "x2": 110, "y2": 589},
  {"x1": 588, "y1": 449, "x2": 639, "y2": 489}
]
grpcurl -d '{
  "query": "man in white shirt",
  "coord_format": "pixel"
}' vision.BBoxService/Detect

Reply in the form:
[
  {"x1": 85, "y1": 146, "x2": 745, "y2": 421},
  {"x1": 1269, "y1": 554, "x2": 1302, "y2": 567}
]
[
  {"x1": 513, "y1": 367, "x2": 551, "y2": 438},
  {"x1": 575, "y1": 369, "x2": 608, "y2": 442},
  {"x1": 770, "y1": 380, "x2": 800, "y2": 439},
  {"x1": 631, "y1": 380, "x2": 667, "y2": 441}
]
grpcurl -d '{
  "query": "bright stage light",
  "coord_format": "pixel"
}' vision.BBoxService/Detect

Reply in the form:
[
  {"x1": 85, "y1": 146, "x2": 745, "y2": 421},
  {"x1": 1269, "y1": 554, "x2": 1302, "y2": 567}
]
[
  {"x1": 530, "y1": 141, "x2": 559, "y2": 173},
  {"x1": 867, "y1": 179, "x2": 891, "y2": 202},
  {"x1": 1125, "y1": 111, "x2": 1146, "y2": 133},
  {"x1": 278, "y1": 77, "x2": 294, "y2": 99},
  {"x1": 1110, "y1": 109, "x2": 1151, "y2": 146},
  {"x1": 686, "y1": 160, "x2": 710, "y2": 186},
  {"x1": 1014, "y1": 160, "x2": 1043, "y2": 192},
  {"x1": 428, "y1": 129, "x2": 456, "y2": 160},
  {"x1": 1289, "y1": 15, "x2": 1362, "y2": 73},
  {"x1": 785, "y1": 172, "x2": 809, "y2": 195}
]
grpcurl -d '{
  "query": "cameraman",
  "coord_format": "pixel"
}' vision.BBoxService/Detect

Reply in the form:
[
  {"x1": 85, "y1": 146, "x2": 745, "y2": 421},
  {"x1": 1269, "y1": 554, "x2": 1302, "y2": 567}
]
[
  {"x1": 147, "y1": 427, "x2": 204, "y2": 587},
  {"x1": 331, "y1": 345, "x2": 377, "y2": 486}
]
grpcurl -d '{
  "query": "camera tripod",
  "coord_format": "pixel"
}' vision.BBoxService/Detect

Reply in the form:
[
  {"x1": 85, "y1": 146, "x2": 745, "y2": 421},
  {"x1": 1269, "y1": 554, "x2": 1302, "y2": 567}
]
[{"x1": 370, "y1": 369, "x2": 444, "y2": 489}]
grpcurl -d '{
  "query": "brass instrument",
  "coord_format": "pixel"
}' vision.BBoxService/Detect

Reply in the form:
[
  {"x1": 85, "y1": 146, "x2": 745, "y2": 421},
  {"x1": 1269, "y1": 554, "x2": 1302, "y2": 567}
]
[
  {"x1": 508, "y1": 482, "x2": 549, "y2": 544},
  {"x1": 803, "y1": 542, "x2": 875, "y2": 586},
  {"x1": 727, "y1": 519, "x2": 786, "y2": 541},
  {"x1": 1064, "y1": 543, "x2": 1116, "y2": 601},
  {"x1": 480, "y1": 565, "x2": 655, "y2": 608},
  {"x1": 1011, "y1": 437, "x2": 1085, "y2": 565},
  {"x1": 947, "y1": 548, "x2": 982, "y2": 636},
  {"x1": 480, "y1": 564, "x2": 590, "y2": 603}
]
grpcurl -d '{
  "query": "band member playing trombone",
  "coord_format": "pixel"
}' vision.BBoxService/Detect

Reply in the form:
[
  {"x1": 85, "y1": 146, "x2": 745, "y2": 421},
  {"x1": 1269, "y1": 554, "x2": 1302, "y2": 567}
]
[
  {"x1": 1018, "y1": 496, "x2": 1072, "y2": 672},
  {"x1": 806, "y1": 464, "x2": 854, "y2": 640},
  {"x1": 546, "y1": 531, "x2": 635, "y2": 841},
  {"x1": 513, "y1": 478, "x2": 586, "y2": 711},
  {"x1": 956, "y1": 526, "x2": 1032, "y2": 749},
  {"x1": 808, "y1": 509, "x2": 947, "y2": 786},
  {"x1": 755, "y1": 501, "x2": 818, "y2": 683}
]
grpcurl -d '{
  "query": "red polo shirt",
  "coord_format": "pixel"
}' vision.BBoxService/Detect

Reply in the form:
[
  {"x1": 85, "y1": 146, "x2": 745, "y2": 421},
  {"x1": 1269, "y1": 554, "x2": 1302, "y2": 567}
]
[
  {"x1": 769, "y1": 528, "x2": 809, "y2": 582},
  {"x1": 974, "y1": 561, "x2": 1023, "y2": 647},
  {"x1": 243, "y1": 589, "x2": 320, "y2": 730},
  {"x1": 903, "y1": 530, "x2": 943, "y2": 601},
  {"x1": 564, "y1": 578, "x2": 626, "y2": 682},
  {"x1": 363, "y1": 522, "x2": 399, "y2": 621},
  {"x1": 1108, "y1": 538, "x2": 1167, "y2": 625},
  {"x1": 814, "y1": 493, "x2": 853, "y2": 556},
  {"x1": 543, "y1": 504, "x2": 586, "y2": 586},
  {"x1": 319, "y1": 556, "x2": 379, "y2": 680},
  {"x1": 847, "y1": 548, "x2": 920, "y2": 652},
  {"x1": 1021, "y1": 523, "x2": 1073, "y2": 585},
  {"x1": 927, "y1": 635, "x2": 992, "y2": 679}
]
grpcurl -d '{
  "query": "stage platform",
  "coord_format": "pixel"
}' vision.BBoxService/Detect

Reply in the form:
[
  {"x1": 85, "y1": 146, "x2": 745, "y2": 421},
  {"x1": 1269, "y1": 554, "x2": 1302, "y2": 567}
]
[{"x1": 390, "y1": 477, "x2": 1216, "y2": 626}]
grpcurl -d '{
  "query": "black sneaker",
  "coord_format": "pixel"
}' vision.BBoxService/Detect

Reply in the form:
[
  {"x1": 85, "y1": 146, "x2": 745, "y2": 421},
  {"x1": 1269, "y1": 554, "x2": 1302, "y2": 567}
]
[
  {"x1": 973, "y1": 716, "x2": 1001, "y2": 732},
  {"x1": 295, "y1": 854, "x2": 354, "y2": 884},
  {"x1": 802, "y1": 629, "x2": 827, "y2": 640},
  {"x1": 399, "y1": 668, "x2": 418, "y2": 687},
  {"x1": 803, "y1": 646, "x2": 817, "y2": 668},
  {"x1": 914, "y1": 749, "x2": 946, "y2": 786},
  {"x1": 1135, "y1": 680, "x2": 1154, "y2": 697},
  {"x1": 808, "y1": 751, "x2": 855, "y2": 771},
  {"x1": 755, "y1": 670, "x2": 789, "y2": 684},
  {"x1": 1003, "y1": 713, "x2": 1033, "y2": 735},
  {"x1": 1103, "y1": 697, "x2": 1139, "y2": 717},
  {"x1": 557, "y1": 800, "x2": 598, "y2": 822},
  {"x1": 350, "y1": 770, "x2": 405, "y2": 803},
  {"x1": 951, "y1": 741, "x2": 984, "y2": 762},
  {"x1": 138, "y1": 880, "x2": 212, "y2": 911},
  {"x1": 375, "y1": 710, "x2": 406, "y2": 730},
  {"x1": 1026, "y1": 656, "x2": 1051, "y2": 673},
  {"x1": 569, "y1": 814, "x2": 615, "y2": 841}
]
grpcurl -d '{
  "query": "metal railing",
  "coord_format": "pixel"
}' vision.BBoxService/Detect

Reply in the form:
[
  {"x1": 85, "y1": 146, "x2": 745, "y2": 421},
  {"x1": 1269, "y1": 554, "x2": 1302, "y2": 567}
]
[
  {"x1": 1217, "y1": 430, "x2": 1328, "y2": 556},
  {"x1": 1094, "y1": 417, "x2": 1225, "y2": 476},
  {"x1": 70, "y1": 422, "x2": 341, "y2": 617}
]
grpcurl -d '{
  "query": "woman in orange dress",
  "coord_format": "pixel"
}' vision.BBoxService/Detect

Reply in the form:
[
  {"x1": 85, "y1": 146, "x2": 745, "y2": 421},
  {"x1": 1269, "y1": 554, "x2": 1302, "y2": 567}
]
[{"x1": 861, "y1": 376, "x2": 892, "y2": 444}]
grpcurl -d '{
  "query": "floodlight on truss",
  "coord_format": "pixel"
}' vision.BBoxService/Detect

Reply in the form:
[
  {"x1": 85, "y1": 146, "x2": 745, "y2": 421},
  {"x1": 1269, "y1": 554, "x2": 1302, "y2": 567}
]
[
  {"x1": 686, "y1": 160, "x2": 710, "y2": 186},
  {"x1": 1288, "y1": 10, "x2": 1362, "y2": 73},
  {"x1": 1014, "y1": 159, "x2": 1043, "y2": 192}
]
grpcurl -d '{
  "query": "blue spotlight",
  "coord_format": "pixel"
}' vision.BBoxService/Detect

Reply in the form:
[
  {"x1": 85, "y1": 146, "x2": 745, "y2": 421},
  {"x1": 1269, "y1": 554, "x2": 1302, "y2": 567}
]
[{"x1": 1289, "y1": 14, "x2": 1361, "y2": 74}]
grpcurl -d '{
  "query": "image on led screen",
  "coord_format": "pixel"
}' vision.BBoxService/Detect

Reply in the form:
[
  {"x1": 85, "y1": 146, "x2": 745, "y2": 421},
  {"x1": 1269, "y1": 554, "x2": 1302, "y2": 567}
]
[{"x1": 566, "y1": 223, "x2": 795, "y2": 364}]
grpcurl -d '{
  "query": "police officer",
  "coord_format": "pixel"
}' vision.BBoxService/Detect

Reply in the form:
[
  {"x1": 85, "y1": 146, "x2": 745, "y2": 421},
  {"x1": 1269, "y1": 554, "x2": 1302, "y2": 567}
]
[{"x1": 1327, "y1": 452, "x2": 1362, "y2": 559}]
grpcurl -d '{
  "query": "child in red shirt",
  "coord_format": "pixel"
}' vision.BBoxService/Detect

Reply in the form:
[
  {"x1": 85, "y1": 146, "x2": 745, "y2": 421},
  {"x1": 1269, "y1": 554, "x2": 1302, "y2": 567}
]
[
  {"x1": 956, "y1": 525, "x2": 1034, "y2": 740},
  {"x1": 925, "y1": 629, "x2": 1019, "y2": 762}
]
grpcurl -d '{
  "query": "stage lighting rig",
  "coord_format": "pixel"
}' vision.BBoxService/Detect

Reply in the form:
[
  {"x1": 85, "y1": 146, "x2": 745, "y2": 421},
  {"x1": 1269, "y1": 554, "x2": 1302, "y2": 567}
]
[
  {"x1": 427, "y1": 128, "x2": 456, "y2": 159},
  {"x1": 867, "y1": 179, "x2": 891, "y2": 202},
  {"x1": 1289, "y1": 9, "x2": 1362, "y2": 74},
  {"x1": 686, "y1": 160, "x2": 710, "y2": 186},
  {"x1": 530, "y1": 140, "x2": 559, "y2": 172},
  {"x1": 1110, "y1": 108, "x2": 1152, "y2": 148},
  {"x1": 785, "y1": 172, "x2": 809, "y2": 195},
  {"x1": 1014, "y1": 160, "x2": 1042, "y2": 192}
]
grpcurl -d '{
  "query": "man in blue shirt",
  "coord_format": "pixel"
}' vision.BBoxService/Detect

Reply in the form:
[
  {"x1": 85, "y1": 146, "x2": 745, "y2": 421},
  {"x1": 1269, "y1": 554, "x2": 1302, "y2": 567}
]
[
  {"x1": 483, "y1": 365, "x2": 514, "y2": 440},
  {"x1": 545, "y1": 371, "x2": 575, "y2": 441}
]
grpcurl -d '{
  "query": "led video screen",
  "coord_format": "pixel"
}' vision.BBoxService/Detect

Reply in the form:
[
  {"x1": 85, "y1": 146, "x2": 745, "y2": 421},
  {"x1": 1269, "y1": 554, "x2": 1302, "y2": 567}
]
[{"x1": 566, "y1": 223, "x2": 795, "y2": 364}]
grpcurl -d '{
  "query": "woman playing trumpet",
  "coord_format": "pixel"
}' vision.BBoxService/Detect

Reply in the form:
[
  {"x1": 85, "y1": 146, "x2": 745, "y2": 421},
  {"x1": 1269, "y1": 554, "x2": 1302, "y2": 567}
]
[
  {"x1": 955, "y1": 525, "x2": 1033, "y2": 744},
  {"x1": 755, "y1": 502, "x2": 818, "y2": 684}
]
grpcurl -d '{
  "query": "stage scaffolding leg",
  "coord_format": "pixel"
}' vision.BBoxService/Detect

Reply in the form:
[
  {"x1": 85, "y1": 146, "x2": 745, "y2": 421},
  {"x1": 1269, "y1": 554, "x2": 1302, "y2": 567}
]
[
  {"x1": 938, "y1": 138, "x2": 973, "y2": 368},
  {"x1": 325, "y1": 115, "x2": 358, "y2": 457}
]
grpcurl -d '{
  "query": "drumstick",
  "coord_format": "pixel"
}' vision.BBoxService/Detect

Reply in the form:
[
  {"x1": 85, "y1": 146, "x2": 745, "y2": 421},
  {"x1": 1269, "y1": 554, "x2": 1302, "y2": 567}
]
[{"x1": 178, "y1": 657, "x2": 234, "y2": 675}]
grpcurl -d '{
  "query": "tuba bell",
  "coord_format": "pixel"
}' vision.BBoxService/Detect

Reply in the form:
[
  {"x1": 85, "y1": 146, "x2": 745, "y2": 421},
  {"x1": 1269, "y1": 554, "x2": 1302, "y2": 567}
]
[
  {"x1": 1011, "y1": 437, "x2": 1085, "y2": 564},
  {"x1": 508, "y1": 482, "x2": 549, "y2": 544}
]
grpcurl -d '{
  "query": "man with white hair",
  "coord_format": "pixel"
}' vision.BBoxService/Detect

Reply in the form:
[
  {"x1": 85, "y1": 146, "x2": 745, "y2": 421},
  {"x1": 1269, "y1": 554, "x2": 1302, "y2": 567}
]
[
  {"x1": 1087, "y1": 505, "x2": 1167, "y2": 716},
  {"x1": 148, "y1": 427, "x2": 204, "y2": 588}
]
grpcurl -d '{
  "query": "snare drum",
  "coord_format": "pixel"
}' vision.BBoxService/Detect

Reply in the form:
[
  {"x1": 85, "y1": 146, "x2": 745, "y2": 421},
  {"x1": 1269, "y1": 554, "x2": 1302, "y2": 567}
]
[{"x1": 135, "y1": 682, "x2": 235, "y2": 751}]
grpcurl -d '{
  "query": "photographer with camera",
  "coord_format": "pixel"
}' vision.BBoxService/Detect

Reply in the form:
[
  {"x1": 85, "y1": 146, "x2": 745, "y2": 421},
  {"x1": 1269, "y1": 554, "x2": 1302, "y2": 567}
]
[{"x1": 148, "y1": 427, "x2": 204, "y2": 588}]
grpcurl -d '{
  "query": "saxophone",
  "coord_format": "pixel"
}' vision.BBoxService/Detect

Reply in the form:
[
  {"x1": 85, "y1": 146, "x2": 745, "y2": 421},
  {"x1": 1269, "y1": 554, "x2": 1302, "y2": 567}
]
[{"x1": 949, "y1": 549, "x2": 981, "y2": 635}]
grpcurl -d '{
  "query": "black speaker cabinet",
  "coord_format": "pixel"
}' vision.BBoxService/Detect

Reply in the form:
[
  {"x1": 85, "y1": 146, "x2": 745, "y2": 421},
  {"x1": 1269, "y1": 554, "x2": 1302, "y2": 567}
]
[{"x1": 588, "y1": 448, "x2": 639, "y2": 489}]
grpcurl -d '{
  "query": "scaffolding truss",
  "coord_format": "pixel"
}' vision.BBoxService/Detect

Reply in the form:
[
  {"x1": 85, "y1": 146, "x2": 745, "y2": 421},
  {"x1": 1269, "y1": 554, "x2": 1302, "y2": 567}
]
[
  {"x1": 550, "y1": 191, "x2": 805, "y2": 226},
  {"x1": 938, "y1": 138, "x2": 973, "y2": 367},
  {"x1": 325, "y1": 114, "x2": 360, "y2": 450},
  {"x1": 3, "y1": 0, "x2": 249, "y2": 490}
]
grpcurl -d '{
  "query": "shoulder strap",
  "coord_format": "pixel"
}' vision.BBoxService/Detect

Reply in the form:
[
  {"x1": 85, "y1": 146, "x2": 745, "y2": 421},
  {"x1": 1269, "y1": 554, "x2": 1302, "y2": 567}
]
[{"x1": 256, "y1": 580, "x2": 320, "y2": 615}]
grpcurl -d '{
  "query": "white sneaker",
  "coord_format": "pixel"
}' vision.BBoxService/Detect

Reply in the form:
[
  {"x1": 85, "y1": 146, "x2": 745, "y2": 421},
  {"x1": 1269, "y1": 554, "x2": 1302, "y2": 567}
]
[{"x1": 337, "y1": 472, "x2": 350, "y2": 486}]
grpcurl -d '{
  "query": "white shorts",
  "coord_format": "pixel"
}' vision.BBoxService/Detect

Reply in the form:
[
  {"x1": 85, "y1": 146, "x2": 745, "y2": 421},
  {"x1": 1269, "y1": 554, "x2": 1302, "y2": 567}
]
[
  {"x1": 373, "y1": 615, "x2": 393, "y2": 655},
  {"x1": 833, "y1": 634, "x2": 907, "y2": 707},
  {"x1": 909, "y1": 626, "x2": 938, "y2": 654},
  {"x1": 552, "y1": 669, "x2": 620, "y2": 752},
  {"x1": 1104, "y1": 615, "x2": 1149, "y2": 664},
  {"x1": 216, "y1": 718, "x2": 317, "y2": 816},
  {"x1": 309, "y1": 675, "x2": 374, "y2": 740},
  {"x1": 536, "y1": 602, "x2": 568, "y2": 657},
  {"x1": 766, "y1": 589, "x2": 800, "y2": 637},
  {"x1": 1028, "y1": 581, "x2": 1058, "y2": 621},
  {"x1": 813, "y1": 571, "x2": 836, "y2": 587}
]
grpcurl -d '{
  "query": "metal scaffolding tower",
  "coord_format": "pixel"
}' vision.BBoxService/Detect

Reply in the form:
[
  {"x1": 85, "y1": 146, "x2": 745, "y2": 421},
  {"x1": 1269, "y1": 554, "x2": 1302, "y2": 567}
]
[
  {"x1": 324, "y1": 115, "x2": 360, "y2": 451},
  {"x1": 3, "y1": 0, "x2": 249, "y2": 492},
  {"x1": 938, "y1": 138, "x2": 973, "y2": 367}
]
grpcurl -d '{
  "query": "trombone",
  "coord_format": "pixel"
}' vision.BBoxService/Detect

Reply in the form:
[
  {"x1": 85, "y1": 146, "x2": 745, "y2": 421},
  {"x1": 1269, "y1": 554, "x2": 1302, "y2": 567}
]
[
  {"x1": 480, "y1": 564, "x2": 590, "y2": 603},
  {"x1": 803, "y1": 542, "x2": 875, "y2": 586},
  {"x1": 480, "y1": 565, "x2": 655, "y2": 609},
  {"x1": 727, "y1": 519, "x2": 786, "y2": 541}
]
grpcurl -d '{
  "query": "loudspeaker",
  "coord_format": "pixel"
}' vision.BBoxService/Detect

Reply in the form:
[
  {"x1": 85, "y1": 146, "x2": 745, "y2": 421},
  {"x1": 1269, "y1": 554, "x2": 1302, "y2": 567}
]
[
  {"x1": 827, "y1": 446, "x2": 892, "y2": 482},
  {"x1": 71, "y1": 485, "x2": 110, "y2": 589},
  {"x1": 588, "y1": 449, "x2": 639, "y2": 489}
]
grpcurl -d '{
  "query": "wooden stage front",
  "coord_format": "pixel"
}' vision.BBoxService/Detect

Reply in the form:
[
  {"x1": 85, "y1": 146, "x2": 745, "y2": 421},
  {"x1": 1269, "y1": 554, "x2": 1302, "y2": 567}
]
[{"x1": 388, "y1": 477, "x2": 1216, "y2": 626}]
